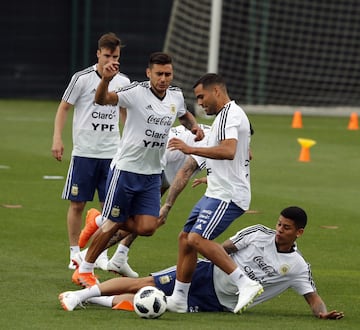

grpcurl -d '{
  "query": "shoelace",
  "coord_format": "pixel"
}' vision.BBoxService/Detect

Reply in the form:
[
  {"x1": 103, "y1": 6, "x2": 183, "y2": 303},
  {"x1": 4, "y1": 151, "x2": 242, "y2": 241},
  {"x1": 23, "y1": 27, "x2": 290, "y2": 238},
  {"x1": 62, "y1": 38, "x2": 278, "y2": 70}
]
[{"x1": 77, "y1": 298, "x2": 86, "y2": 310}]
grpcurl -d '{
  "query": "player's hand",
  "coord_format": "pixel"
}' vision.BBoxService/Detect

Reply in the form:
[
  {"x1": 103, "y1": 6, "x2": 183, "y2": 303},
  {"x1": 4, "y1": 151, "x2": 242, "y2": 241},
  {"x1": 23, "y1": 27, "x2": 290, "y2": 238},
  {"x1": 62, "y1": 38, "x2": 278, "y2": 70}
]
[
  {"x1": 318, "y1": 310, "x2": 344, "y2": 320},
  {"x1": 167, "y1": 138, "x2": 192, "y2": 154},
  {"x1": 102, "y1": 61, "x2": 119, "y2": 82},
  {"x1": 192, "y1": 177, "x2": 207, "y2": 188},
  {"x1": 191, "y1": 125, "x2": 204, "y2": 141},
  {"x1": 158, "y1": 203, "x2": 172, "y2": 226},
  {"x1": 51, "y1": 140, "x2": 64, "y2": 161}
]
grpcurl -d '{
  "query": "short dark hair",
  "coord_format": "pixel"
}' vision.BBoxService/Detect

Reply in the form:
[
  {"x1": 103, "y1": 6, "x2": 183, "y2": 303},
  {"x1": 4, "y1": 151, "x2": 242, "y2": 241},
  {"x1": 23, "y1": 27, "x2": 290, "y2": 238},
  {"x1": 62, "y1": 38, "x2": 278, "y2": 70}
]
[
  {"x1": 148, "y1": 52, "x2": 172, "y2": 67},
  {"x1": 192, "y1": 73, "x2": 227, "y2": 90},
  {"x1": 280, "y1": 206, "x2": 307, "y2": 229},
  {"x1": 98, "y1": 32, "x2": 122, "y2": 51}
]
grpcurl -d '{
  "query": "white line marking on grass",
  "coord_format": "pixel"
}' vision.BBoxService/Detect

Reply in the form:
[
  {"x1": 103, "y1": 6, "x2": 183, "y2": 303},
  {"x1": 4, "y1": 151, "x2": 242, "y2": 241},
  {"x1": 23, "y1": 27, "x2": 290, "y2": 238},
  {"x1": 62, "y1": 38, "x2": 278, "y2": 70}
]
[
  {"x1": 2, "y1": 204, "x2": 23, "y2": 208},
  {"x1": 320, "y1": 225, "x2": 339, "y2": 229},
  {"x1": 43, "y1": 175, "x2": 64, "y2": 180}
]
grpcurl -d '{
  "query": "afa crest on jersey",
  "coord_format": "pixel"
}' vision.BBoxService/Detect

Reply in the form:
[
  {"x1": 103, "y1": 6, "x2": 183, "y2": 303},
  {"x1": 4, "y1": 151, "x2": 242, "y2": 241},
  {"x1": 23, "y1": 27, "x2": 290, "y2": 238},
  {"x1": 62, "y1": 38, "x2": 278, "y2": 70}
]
[
  {"x1": 159, "y1": 275, "x2": 172, "y2": 284},
  {"x1": 71, "y1": 185, "x2": 79, "y2": 196},
  {"x1": 170, "y1": 104, "x2": 176, "y2": 115},
  {"x1": 279, "y1": 264, "x2": 290, "y2": 275},
  {"x1": 111, "y1": 206, "x2": 121, "y2": 218}
]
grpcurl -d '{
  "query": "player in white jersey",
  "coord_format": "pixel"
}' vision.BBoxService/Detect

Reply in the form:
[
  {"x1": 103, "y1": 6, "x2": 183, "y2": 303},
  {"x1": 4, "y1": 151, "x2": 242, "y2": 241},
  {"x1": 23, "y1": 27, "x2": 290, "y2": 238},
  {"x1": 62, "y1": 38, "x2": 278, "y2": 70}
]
[
  {"x1": 51, "y1": 33, "x2": 131, "y2": 269},
  {"x1": 73, "y1": 124, "x2": 210, "y2": 275},
  {"x1": 166, "y1": 73, "x2": 262, "y2": 314},
  {"x1": 159, "y1": 121, "x2": 254, "y2": 223},
  {"x1": 58, "y1": 206, "x2": 344, "y2": 320},
  {"x1": 71, "y1": 52, "x2": 204, "y2": 288}
]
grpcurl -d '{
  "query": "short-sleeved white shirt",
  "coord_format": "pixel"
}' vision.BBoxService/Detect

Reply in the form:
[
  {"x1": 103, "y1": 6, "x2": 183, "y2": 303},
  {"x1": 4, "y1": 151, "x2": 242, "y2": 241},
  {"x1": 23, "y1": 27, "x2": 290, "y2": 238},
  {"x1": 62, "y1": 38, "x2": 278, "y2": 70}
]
[
  {"x1": 62, "y1": 64, "x2": 130, "y2": 158},
  {"x1": 213, "y1": 225, "x2": 316, "y2": 311},
  {"x1": 112, "y1": 81, "x2": 187, "y2": 174},
  {"x1": 161, "y1": 124, "x2": 210, "y2": 184},
  {"x1": 205, "y1": 101, "x2": 251, "y2": 210}
]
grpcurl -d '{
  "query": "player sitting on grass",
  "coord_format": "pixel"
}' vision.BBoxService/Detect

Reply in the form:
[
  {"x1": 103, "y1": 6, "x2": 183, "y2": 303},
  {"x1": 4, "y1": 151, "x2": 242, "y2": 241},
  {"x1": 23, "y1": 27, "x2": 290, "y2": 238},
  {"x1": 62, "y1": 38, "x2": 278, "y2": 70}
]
[{"x1": 59, "y1": 206, "x2": 344, "y2": 319}]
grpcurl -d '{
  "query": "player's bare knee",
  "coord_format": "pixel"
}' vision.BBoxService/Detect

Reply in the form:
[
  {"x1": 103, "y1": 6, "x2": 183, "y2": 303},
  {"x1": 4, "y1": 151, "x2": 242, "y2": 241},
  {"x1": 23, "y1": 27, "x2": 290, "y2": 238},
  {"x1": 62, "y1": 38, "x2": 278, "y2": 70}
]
[
  {"x1": 178, "y1": 231, "x2": 188, "y2": 241},
  {"x1": 70, "y1": 201, "x2": 86, "y2": 214},
  {"x1": 137, "y1": 226, "x2": 156, "y2": 236},
  {"x1": 134, "y1": 216, "x2": 158, "y2": 236},
  {"x1": 100, "y1": 219, "x2": 121, "y2": 234},
  {"x1": 137, "y1": 230, "x2": 155, "y2": 236},
  {"x1": 187, "y1": 232, "x2": 203, "y2": 248}
]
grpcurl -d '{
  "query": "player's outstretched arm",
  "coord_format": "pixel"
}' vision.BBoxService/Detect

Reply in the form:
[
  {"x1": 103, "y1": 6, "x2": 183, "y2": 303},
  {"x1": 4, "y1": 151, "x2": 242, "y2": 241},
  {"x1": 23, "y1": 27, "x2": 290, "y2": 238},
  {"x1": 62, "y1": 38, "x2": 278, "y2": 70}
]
[
  {"x1": 304, "y1": 292, "x2": 344, "y2": 320},
  {"x1": 159, "y1": 156, "x2": 199, "y2": 223},
  {"x1": 169, "y1": 137, "x2": 236, "y2": 160}
]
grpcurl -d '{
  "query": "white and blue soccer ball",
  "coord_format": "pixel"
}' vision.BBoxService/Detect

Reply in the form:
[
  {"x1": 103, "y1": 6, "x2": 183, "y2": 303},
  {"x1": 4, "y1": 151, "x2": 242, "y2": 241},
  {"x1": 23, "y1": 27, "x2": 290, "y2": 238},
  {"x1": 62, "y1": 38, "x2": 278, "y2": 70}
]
[{"x1": 133, "y1": 286, "x2": 167, "y2": 319}]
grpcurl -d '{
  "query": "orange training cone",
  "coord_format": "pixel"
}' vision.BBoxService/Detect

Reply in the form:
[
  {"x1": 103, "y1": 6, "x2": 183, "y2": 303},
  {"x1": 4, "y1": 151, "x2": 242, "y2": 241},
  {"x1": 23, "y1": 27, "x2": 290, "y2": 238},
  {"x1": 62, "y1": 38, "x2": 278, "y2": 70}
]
[
  {"x1": 292, "y1": 111, "x2": 303, "y2": 128},
  {"x1": 347, "y1": 112, "x2": 359, "y2": 130},
  {"x1": 297, "y1": 138, "x2": 316, "y2": 162}
]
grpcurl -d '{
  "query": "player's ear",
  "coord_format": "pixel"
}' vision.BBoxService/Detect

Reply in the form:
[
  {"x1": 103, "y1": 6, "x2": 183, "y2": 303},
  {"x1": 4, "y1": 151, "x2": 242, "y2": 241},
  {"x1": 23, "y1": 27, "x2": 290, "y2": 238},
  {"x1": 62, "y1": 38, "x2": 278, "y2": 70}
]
[
  {"x1": 296, "y1": 228, "x2": 304, "y2": 238},
  {"x1": 146, "y1": 68, "x2": 151, "y2": 78},
  {"x1": 96, "y1": 49, "x2": 101, "y2": 59},
  {"x1": 213, "y1": 85, "x2": 222, "y2": 97}
]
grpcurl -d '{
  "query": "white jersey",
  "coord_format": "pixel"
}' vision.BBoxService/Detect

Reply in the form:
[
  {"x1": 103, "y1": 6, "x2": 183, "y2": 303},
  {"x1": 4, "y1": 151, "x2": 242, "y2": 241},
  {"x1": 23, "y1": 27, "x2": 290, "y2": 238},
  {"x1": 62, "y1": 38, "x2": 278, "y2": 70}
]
[
  {"x1": 213, "y1": 225, "x2": 316, "y2": 311},
  {"x1": 161, "y1": 124, "x2": 210, "y2": 185},
  {"x1": 205, "y1": 101, "x2": 251, "y2": 210},
  {"x1": 112, "y1": 81, "x2": 187, "y2": 174},
  {"x1": 62, "y1": 64, "x2": 130, "y2": 158}
]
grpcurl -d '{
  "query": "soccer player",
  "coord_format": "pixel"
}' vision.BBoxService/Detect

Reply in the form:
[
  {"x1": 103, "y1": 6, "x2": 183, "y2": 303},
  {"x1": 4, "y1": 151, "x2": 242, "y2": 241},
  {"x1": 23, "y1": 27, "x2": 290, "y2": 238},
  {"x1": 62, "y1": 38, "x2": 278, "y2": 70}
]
[
  {"x1": 58, "y1": 206, "x2": 344, "y2": 320},
  {"x1": 71, "y1": 52, "x2": 204, "y2": 288},
  {"x1": 73, "y1": 124, "x2": 211, "y2": 274},
  {"x1": 166, "y1": 73, "x2": 262, "y2": 314},
  {"x1": 51, "y1": 32, "x2": 131, "y2": 270}
]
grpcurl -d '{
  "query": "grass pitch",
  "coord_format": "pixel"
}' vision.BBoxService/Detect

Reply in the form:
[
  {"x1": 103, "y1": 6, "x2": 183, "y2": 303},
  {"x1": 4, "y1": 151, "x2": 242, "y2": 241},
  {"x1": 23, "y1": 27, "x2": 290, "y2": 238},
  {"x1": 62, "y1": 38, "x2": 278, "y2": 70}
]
[{"x1": 0, "y1": 99, "x2": 359, "y2": 329}]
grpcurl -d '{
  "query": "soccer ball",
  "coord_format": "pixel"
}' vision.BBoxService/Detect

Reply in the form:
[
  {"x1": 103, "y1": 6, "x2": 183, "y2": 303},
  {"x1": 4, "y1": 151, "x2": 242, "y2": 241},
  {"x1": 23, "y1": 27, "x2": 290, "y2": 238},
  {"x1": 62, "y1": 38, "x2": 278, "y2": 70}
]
[{"x1": 133, "y1": 286, "x2": 167, "y2": 319}]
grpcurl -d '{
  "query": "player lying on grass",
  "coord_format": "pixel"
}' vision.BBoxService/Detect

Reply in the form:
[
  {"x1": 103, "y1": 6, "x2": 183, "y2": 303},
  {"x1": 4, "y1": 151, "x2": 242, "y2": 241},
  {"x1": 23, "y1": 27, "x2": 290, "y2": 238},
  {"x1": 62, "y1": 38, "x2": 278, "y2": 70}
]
[{"x1": 59, "y1": 206, "x2": 344, "y2": 319}]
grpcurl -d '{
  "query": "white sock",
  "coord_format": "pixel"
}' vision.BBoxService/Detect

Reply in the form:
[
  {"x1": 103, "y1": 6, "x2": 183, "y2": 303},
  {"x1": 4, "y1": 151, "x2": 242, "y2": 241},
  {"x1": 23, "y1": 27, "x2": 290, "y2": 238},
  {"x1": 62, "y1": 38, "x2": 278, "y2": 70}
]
[
  {"x1": 79, "y1": 248, "x2": 88, "y2": 261},
  {"x1": 86, "y1": 296, "x2": 114, "y2": 308},
  {"x1": 229, "y1": 268, "x2": 253, "y2": 291},
  {"x1": 116, "y1": 244, "x2": 129, "y2": 255},
  {"x1": 98, "y1": 249, "x2": 108, "y2": 259},
  {"x1": 171, "y1": 280, "x2": 190, "y2": 303},
  {"x1": 95, "y1": 214, "x2": 104, "y2": 227},
  {"x1": 76, "y1": 284, "x2": 101, "y2": 302},
  {"x1": 70, "y1": 246, "x2": 80, "y2": 259},
  {"x1": 79, "y1": 260, "x2": 95, "y2": 273},
  {"x1": 111, "y1": 244, "x2": 129, "y2": 264}
]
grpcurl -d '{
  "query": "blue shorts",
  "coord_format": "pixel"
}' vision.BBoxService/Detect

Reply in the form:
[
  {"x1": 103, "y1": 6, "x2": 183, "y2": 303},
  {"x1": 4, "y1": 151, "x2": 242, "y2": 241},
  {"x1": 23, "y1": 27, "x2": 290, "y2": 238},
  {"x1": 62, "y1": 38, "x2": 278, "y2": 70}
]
[
  {"x1": 62, "y1": 156, "x2": 111, "y2": 202},
  {"x1": 184, "y1": 196, "x2": 245, "y2": 239},
  {"x1": 102, "y1": 169, "x2": 161, "y2": 223},
  {"x1": 152, "y1": 260, "x2": 225, "y2": 312}
]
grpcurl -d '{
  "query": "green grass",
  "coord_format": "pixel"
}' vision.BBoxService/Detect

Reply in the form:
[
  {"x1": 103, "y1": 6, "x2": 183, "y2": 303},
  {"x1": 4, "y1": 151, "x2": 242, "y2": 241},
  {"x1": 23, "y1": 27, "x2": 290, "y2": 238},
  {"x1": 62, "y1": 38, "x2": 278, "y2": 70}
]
[{"x1": 0, "y1": 99, "x2": 358, "y2": 329}]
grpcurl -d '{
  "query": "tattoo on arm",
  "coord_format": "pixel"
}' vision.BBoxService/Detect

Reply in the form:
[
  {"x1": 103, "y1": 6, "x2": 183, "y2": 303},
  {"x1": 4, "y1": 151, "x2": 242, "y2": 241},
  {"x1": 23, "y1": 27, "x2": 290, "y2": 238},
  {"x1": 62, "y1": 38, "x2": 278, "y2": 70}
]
[{"x1": 165, "y1": 157, "x2": 198, "y2": 206}]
